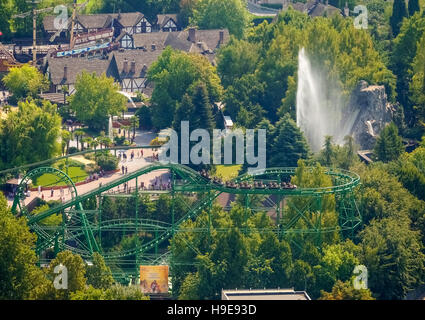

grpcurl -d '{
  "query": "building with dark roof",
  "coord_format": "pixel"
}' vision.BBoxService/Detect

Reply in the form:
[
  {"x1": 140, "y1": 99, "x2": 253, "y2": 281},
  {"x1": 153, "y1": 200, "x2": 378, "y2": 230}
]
[
  {"x1": 45, "y1": 56, "x2": 112, "y2": 93},
  {"x1": 155, "y1": 14, "x2": 179, "y2": 32},
  {"x1": 109, "y1": 49, "x2": 164, "y2": 93},
  {"x1": 43, "y1": 12, "x2": 181, "y2": 43},
  {"x1": 119, "y1": 28, "x2": 230, "y2": 65},
  {"x1": 44, "y1": 26, "x2": 230, "y2": 95},
  {"x1": 222, "y1": 289, "x2": 311, "y2": 300}
]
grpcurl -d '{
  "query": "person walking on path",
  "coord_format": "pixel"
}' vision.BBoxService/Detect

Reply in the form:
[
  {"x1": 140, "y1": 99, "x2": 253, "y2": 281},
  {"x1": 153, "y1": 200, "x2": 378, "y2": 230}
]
[{"x1": 122, "y1": 165, "x2": 125, "y2": 175}]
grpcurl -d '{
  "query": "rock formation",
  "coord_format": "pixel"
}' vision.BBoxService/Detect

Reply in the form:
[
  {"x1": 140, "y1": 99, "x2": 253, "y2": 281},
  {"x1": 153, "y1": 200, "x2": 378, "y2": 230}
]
[{"x1": 346, "y1": 80, "x2": 394, "y2": 150}]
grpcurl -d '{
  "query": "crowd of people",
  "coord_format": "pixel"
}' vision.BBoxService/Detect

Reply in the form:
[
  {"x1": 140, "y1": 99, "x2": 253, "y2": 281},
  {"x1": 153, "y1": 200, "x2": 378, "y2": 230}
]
[{"x1": 0, "y1": 91, "x2": 9, "y2": 106}]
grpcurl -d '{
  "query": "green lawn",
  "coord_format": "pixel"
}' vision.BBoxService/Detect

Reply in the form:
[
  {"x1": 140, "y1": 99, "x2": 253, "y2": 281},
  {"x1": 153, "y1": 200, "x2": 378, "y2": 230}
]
[
  {"x1": 33, "y1": 167, "x2": 88, "y2": 187},
  {"x1": 214, "y1": 165, "x2": 242, "y2": 181}
]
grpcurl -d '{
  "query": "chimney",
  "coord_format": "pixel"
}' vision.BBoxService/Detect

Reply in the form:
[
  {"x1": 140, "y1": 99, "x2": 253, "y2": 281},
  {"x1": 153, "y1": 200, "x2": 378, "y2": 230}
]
[
  {"x1": 130, "y1": 60, "x2": 136, "y2": 74},
  {"x1": 63, "y1": 65, "x2": 68, "y2": 80},
  {"x1": 189, "y1": 27, "x2": 196, "y2": 43},
  {"x1": 219, "y1": 30, "x2": 224, "y2": 45},
  {"x1": 123, "y1": 58, "x2": 128, "y2": 74},
  {"x1": 151, "y1": 43, "x2": 156, "y2": 51}
]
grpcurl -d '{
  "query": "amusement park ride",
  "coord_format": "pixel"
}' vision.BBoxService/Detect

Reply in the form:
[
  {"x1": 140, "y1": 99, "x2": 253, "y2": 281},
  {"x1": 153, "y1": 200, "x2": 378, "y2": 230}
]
[
  {"x1": 2, "y1": 146, "x2": 362, "y2": 283},
  {"x1": 0, "y1": 43, "x2": 21, "y2": 72}
]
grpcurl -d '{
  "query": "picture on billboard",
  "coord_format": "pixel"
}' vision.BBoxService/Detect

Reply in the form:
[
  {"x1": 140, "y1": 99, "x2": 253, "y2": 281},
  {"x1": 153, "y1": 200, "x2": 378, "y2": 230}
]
[{"x1": 140, "y1": 265, "x2": 169, "y2": 294}]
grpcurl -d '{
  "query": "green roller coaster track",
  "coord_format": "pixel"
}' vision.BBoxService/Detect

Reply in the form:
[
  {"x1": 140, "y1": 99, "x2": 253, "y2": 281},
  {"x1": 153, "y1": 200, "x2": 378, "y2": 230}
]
[{"x1": 5, "y1": 149, "x2": 362, "y2": 282}]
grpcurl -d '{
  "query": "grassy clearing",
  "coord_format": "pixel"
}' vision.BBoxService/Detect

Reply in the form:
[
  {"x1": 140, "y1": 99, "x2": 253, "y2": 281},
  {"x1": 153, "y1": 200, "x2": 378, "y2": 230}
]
[
  {"x1": 214, "y1": 165, "x2": 242, "y2": 181},
  {"x1": 33, "y1": 166, "x2": 88, "y2": 187}
]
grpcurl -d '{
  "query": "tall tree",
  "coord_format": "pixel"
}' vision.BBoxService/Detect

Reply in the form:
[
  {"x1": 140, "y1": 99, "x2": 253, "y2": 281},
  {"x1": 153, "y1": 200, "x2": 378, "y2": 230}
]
[
  {"x1": 323, "y1": 135, "x2": 334, "y2": 166},
  {"x1": 269, "y1": 113, "x2": 310, "y2": 167},
  {"x1": 44, "y1": 251, "x2": 88, "y2": 300},
  {"x1": 61, "y1": 129, "x2": 72, "y2": 155},
  {"x1": 192, "y1": 0, "x2": 249, "y2": 38},
  {"x1": 319, "y1": 280, "x2": 375, "y2": 300},
  {"x1": 390, "y1": 0, "x2": 408, "y2": 36},
  {"x1": 0, "y1": 100, "x2": 62, "y2": 170},
  {"x1": 410, "y1": 32, "x2": 425, "y2": 127},
  {"x1": 391, "y1": 13, "x2": 425, "y2": 126},
  {"x1": 2, "y1": 64, "x2": 49, "y2": 102},
  {"x1": 360, "y1": 217, "x2": 425, "y2": 299},
  {"x1": 179, "y1": 0, "x2": 198, "y2": 28},
  {"x1": 73, "y1": 130, "x2": 85, "y2": 151},
  {"x1": 0, "y1": 194, "x2": 47, "y2": 299},
  {"x1": 408, "y1": 0, "x2": 420, "y2": 16},
  {"x1": 130, "y1": 116, "x2": 139, "y2": 142},
  {"x1": 173, "y1": 93, "x2": 195, "y2": 132},
  {"x1": 216, "y1": 38, "x2": 260, "y2": 88},
  {"x1": 148, "y1": 47, "x2": 222, "y2": 129},
  {"x1": 192, "y1": 82, "x2": 214, "y2": 133},
  {"x1": 69, "y1": 71, "x2": 127, "y2": 131},
  {"x1": 135, "y1": 105, "x2": 153, "y2": 130},
  {"x1": 223, "y1": 74, "x2": 266, "y2": 126},
  {"x1": 373, "y1": 122, "x2": 404, "y2": 162},
  {"x1": 85, "y1": 253, "x2": 115, "y2": 290}
]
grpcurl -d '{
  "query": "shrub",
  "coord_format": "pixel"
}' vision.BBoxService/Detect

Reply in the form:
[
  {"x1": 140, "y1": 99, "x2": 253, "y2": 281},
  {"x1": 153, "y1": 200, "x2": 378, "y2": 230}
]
[
  {"x1": 114, "y1": 136, "x2": 126, "y2": 146},
  {"x1": 136, "y1": 105, "x2": 153, "y2": 129},
  {"x1": 150, "y1": 137, "x2": 166, "y2": 146},
  {"x1": 68, "y1": 147, "x2": 79, "y2": 154},
  {"x1": 55, "y1": 159, "x2": 85, "y2": 171},
  {"x1": 96, "y1": 154, "x2": 118, "y2": 171}
]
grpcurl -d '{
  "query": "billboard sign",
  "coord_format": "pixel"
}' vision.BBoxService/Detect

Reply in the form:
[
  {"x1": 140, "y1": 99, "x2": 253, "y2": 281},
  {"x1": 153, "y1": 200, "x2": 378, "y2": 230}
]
[{"x1": 140, "y1": 265, "x2": 169, "y2": 294}]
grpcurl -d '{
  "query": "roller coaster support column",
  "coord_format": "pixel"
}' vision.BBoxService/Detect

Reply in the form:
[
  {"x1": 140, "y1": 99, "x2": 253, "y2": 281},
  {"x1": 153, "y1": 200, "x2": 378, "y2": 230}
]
[
  {"x1": 135, "y1": 176, "x2": 139, "y2": 274},
  {"x1": 61, "y1": 211, "x2": 66, "y2": 251},
  {"x1": 349, "y1": 193, "x2": 360, "y2": 239},
  {"x1": 65, "y1": 156, "x2": 69, "y2": 175},
  {"x1": 54, "y1": 234, "x2": 59, "y2": 256},
  {"x1": 276, "y1": 194, "x2": 282, "y2": 240},
  {"x1": 171, "y1": 171, "x2": 175, "y2": 235},
  {"x1": 244, "y1": 194, "x2": 250, "y2": 234},
  {"x1": 207, "y1": 191, "x2": 213, "y2": 244},
  {"x1": 155, "y1": 195, "x2": 158, "y2": 255},
  {"x1": 78, "y1": 202, "x2": 100, "y2": 254},
  {"x1": 98, "y1": 194, "x2": 102, "y2": 249},
  {"x1": 316, "y1": 196, "x2": 322, "y2": 246}
]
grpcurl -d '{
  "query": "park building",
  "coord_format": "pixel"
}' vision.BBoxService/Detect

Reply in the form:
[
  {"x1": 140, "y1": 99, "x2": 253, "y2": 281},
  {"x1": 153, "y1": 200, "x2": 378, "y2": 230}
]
[
  {"x1": 221, "y1": 288, "x2": 311, "y2": 300},
  {"x1": 43, "y1": 27, "x2": 230, "y2": 96},
  {"x1": 42, "y1": 12, "x2": 181, "y2": 44},
  {"x1": 250, "y1": 0, "x2": 350, "y2": 18}
]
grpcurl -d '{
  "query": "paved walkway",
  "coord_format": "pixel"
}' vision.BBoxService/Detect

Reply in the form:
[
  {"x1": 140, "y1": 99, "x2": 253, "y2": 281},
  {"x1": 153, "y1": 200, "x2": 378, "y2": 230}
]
[
  {"x1": 8, "y1": 129, "x2": 171, "y2": 209},
  {"x1": 247, "y1": 1, "x2": 280, "y2": 16}
]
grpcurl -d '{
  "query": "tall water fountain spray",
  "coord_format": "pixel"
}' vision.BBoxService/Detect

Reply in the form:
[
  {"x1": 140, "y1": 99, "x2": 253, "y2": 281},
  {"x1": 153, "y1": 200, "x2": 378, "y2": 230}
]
[{"x1": 296, "y1": 48, "x2": 357, "y2": 152}]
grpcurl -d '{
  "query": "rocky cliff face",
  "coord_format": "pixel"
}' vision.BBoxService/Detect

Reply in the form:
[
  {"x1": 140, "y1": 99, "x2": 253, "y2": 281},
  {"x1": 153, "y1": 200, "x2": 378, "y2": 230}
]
[{"x1": 346, "y1": 80, "x2": 394, "y2": 150}]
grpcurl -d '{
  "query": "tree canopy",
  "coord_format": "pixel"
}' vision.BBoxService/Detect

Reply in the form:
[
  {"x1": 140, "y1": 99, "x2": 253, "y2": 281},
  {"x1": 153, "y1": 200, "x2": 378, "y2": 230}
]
[
  {"x1": 148, "y1": 46, "x2": 222, "y2": 129},
  {"x1": 373, "y1": 122, "x2": 404, "y2": 162},
  {"x1": 0, "y1": 100, "x2": 62, "y2": 170},
  {"x1": 0, "y1": 194, "x2": 47, "y2": 300},
  {"x1": 2, "y1": 64, "x2": 49, "y2": 102},
  {"x1": 68, "y1": 71, "x2": 127, "y2": 131},
  {"x1": 191, "y1": 0, "x2": 249, "y2": 38}
]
